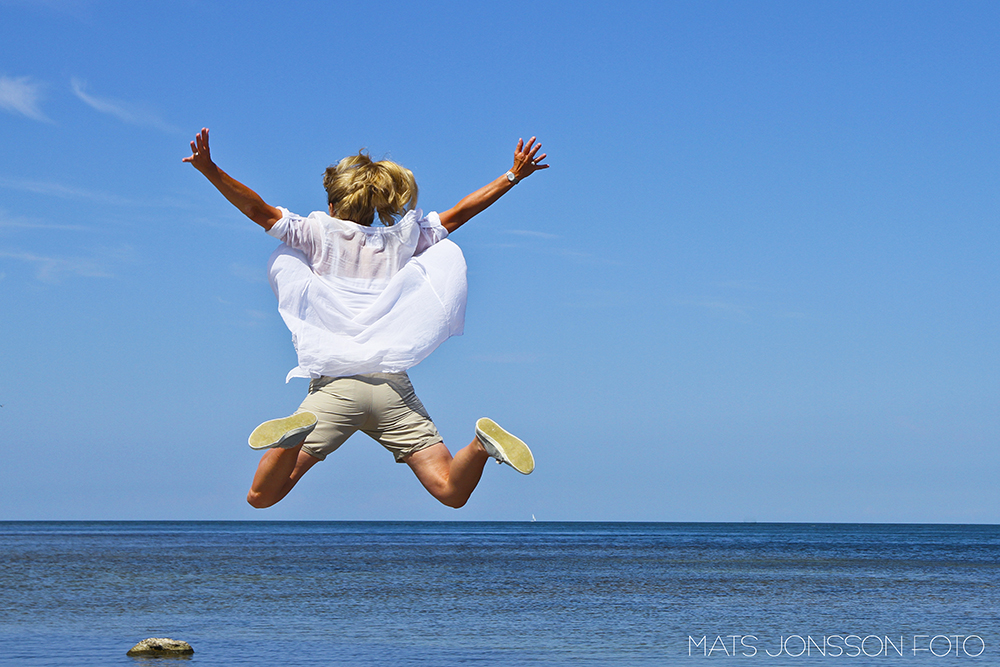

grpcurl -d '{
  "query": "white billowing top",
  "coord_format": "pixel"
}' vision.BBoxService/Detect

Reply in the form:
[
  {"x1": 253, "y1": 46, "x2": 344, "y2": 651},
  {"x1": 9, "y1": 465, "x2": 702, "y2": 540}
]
[{"x1": 266, "y1": 207, "x2": 467, "y2": 382}]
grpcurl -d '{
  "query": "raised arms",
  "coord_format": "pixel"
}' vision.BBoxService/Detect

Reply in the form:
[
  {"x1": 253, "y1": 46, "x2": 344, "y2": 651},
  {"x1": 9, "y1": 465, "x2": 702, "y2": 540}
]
[
  {"x1": 183, "y1": 128, "x2": 283, "y2": 231},
  {"x1": 438, "y1": 137, "x2": 549, "y2": 234},
  {"x1": 184, "y1": 129, "x2": 548, "y2": 234}
]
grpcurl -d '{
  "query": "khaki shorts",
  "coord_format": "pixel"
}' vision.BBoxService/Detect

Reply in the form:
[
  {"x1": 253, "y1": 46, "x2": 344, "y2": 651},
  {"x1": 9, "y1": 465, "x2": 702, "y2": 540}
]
[{"x1": 296, "y1": 372, "x2": 442, "y2": 462}]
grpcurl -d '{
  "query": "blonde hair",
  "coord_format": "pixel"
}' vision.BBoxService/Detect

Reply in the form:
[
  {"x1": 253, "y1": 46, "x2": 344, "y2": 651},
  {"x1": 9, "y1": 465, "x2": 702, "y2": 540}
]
[{"x1": 323, "y1": 151, "x2": 418, "y2": 226}]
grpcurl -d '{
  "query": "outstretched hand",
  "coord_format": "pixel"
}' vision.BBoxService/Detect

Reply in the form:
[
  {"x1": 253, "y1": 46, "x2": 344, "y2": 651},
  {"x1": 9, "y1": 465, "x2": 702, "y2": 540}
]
[
  {"x1": 182, "y1": 127, "x2": 216, "y2": 174},
  {"x1": 439, "y1": 135, "x2": 551, "y2": 233},
  {"x1": 181, "y1": 127, "x2": 281, "y2": 230},
  {"x1": 509, "y1": 136, "x2": 549, "y2": 182}
]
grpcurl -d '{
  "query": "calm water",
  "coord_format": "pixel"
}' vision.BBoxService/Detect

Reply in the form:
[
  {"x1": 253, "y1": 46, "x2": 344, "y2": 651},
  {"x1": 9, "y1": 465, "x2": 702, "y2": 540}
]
[{"x1": 0, "y1": 522, "x2": 997, "y2": 666}]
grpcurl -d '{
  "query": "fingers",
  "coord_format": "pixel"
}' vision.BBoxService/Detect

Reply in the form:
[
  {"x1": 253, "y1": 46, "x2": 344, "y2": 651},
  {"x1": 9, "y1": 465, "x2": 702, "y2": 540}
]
[
  {"x1": 196, "y1": 128, "x2": 210, "y2": 153},
  {"x1": 192, "y1": 128, "x2": 208, "y2": 151},
  {"x1": 518, "y1": 137, "x2": 544, "y2": 161},
  {"x1": 184, "y1": 127, "x2": 210, "y2": 164},
  {"x1": 525, "y1": 142, "x2": 546, "y2": 167},
  {"x1": 510, "y1": 135, "x2": 550, "y2": 178},
  {"x1": 516, "y1": 138, "x2": 541, "y2": 158}
]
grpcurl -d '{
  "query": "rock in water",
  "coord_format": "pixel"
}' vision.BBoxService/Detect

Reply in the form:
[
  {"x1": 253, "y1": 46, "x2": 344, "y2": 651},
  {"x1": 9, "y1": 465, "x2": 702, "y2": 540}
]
[{"x1": 126, "y1": 638, "x2": 194, "y2": 656}]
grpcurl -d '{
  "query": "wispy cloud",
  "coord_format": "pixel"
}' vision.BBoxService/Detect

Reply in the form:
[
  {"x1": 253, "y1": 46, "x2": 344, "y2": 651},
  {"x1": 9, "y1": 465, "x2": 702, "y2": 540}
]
[
  {"x1": 684, "y1": 298, "x2": 754, "y2": 321},
  {"x1": 562, "y1": 288, "x2": 627, "y2": 310},
  {"x1": 0, "y1": 244, "x2": 136, "y2": 283},
  {"x1": 0, "y1": 176, "x2": 193, "y2": 211},
  {"x1": 0, "y1": 0, "x2": 92, "y2": 17},
  {"x1": 0, "y1": 250, "x2": 112, "y2": 282},
  {"x1": 233, "y1": 309, "x2": 275, "y2": 329},
  {"x1": 0, "y1": 209, "x2": 93, "y2": 232},
  {"x1": 677, "y1": 295, "x2": 809, "y2": 323},
  {"x1": 469, "y1": 352, "x2": 541, "y2": 364},
  {"x1": 474, "y1": 236, "x2": 611, "y2": 264},
  {"x1": 0, "y1": 75, "x2": 50, "y2": 122},
  {"x1": 0, "y1": 176, "x2": 136, "y2": 206},
  {"x1": 230, "y1": 262, "x2": 268, "y2": 284},
  {"x1": 71, "y1": 78, "x2": 181, "y2": 133},
  {"x1": 709, "y1": 280, "x2": 765, "y2": 292},
  {"x1": 475, "y1": 242, "x2": 522, "y2": 250},
  {"x1": 0, "y1": 221, "x2": 93, "y2": 232},
  {"x1": 555, "y1": 247, "x2": 601, "y2": 261},
  {"x1": 503, "y1": 229, "x2": 561, "y2": 240}
]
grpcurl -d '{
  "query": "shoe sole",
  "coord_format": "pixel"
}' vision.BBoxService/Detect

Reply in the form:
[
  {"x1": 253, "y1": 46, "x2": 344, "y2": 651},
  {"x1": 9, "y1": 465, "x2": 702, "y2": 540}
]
[
  {"x1": 476, "y1": 417, "x2": 534, "y2": 475},
  {"x1": 248, "y1": 412, "x2": 318, "y2": 450}
]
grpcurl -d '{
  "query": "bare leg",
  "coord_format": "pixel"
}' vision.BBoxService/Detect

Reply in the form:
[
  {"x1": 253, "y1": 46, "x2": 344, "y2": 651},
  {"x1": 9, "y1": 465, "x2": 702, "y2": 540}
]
[
  {"x1": 247, "y1": 446, "x2": 321, "y2": 508},
  {"x1": 405, "y1": 439, "x2": 490, "y2": 508}
]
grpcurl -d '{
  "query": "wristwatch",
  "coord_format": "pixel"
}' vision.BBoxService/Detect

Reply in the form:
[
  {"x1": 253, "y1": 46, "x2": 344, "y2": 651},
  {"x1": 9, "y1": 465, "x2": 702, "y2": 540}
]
[{"x1": 505, "y1": 170, "x2": 519, "y2": 184}]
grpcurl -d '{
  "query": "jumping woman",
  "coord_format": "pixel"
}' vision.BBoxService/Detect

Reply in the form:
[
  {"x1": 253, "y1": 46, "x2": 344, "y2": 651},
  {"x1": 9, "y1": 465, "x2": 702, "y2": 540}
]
[{"x1": 184, "y1": 128, "x2": 548, "y2": 509}]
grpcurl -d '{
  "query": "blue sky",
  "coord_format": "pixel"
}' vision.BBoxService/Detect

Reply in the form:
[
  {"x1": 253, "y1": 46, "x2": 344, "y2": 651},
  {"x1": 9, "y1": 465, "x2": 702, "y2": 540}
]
[{"x1": 1, "y1": 0, "x2": 997, "y2": 522}]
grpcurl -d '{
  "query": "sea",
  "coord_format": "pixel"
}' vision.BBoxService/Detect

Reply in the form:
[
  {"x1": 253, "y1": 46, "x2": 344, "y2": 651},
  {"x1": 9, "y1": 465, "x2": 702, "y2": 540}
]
[{"x1": 0, "y1": 522, "x2": 997, "y2": 666}]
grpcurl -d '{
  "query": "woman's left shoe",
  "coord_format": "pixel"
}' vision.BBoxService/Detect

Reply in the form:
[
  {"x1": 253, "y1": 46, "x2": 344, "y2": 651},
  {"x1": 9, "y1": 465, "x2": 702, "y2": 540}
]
[{"x1": 475, "y1": 417, "x2": 535, "y2": 474}]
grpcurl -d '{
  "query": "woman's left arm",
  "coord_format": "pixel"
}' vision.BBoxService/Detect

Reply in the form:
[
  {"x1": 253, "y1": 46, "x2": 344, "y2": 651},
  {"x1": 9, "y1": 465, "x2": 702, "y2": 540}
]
[
  {"x1": 438, "y1": 136, "x2": 549, "y2": 234},
  {"x1": 183, "y1": 128, "x2": 283, "y2": 231}
]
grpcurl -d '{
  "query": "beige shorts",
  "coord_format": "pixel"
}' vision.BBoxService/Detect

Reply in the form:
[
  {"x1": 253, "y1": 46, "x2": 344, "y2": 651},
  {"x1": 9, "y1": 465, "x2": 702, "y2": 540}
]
[{"x1": 296, "y1": 372, "x2": 443, "y2": 462}]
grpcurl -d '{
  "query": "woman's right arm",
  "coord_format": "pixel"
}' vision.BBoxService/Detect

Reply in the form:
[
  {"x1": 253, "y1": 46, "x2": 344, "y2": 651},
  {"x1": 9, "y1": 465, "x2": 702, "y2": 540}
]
[{"x1": 183, "y1": 128, "x2": 283, "y2": 231}]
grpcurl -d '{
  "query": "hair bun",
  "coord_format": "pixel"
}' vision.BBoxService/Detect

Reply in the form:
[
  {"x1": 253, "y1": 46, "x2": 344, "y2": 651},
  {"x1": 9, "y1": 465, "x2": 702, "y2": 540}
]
[{"x1": 322, "y1": 150, "x2": 418, "y2": 226}]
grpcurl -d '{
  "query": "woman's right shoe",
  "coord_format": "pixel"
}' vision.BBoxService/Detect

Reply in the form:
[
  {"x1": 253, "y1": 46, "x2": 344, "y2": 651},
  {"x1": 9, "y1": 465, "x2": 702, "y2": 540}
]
[{"x1": 248, "y1": 411, "x2": 318, "y2": 450}]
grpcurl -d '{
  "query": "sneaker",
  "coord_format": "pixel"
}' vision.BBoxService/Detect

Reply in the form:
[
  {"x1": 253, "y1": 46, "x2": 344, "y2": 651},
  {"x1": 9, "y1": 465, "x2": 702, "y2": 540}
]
[
  {"x1": 248, "y1": 411, "x2": 318, "y2": 450},
  {"x1": 475, "y1": 417, "x2": 534, "y2": 474}
]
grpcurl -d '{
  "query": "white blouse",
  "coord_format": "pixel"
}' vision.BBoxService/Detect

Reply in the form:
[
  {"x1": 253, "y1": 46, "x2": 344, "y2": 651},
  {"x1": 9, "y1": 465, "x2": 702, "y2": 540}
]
[{"x1": 266, "y1": 208, "x2": 467, "y2": 381}]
